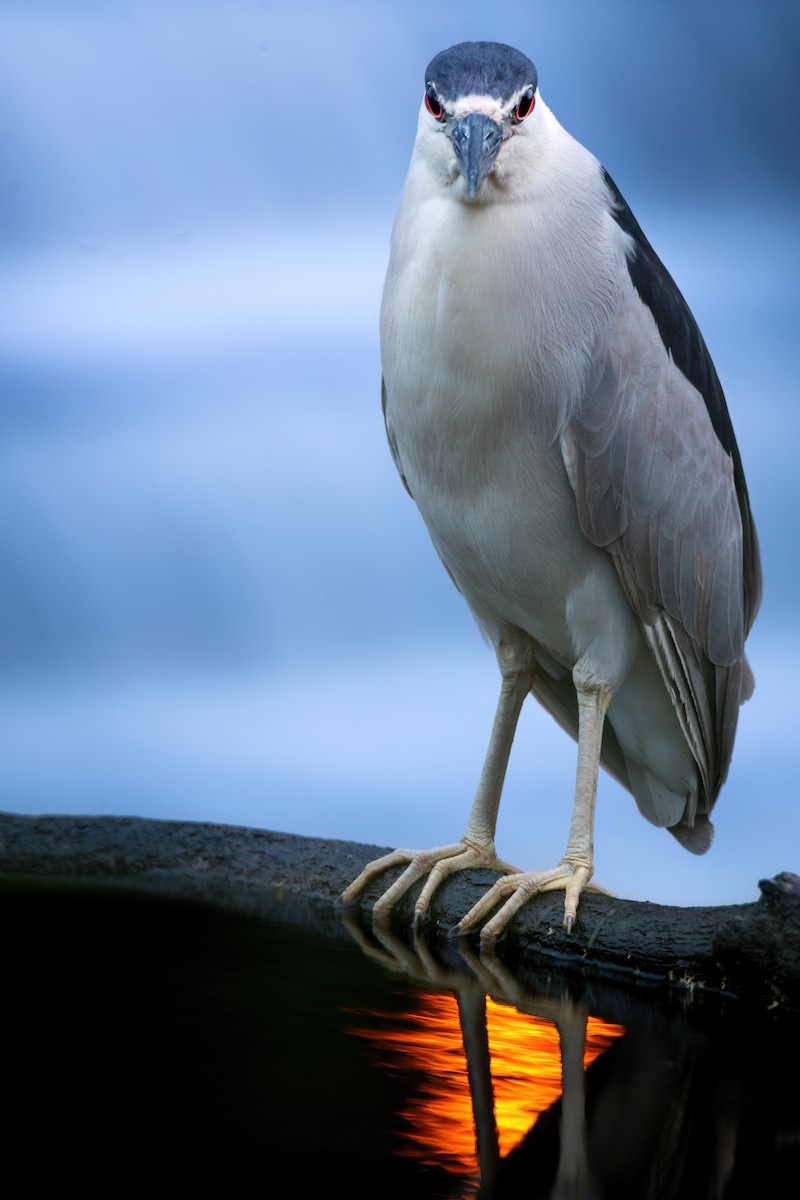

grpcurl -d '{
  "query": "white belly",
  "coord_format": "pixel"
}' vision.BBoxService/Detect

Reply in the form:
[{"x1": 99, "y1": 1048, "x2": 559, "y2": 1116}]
[
  {"x1": 381, "y1": 193, "x2": 641, "y2": 689},
  {"x1": 399, "y1": 394, "x2": 638, "y2": 680}
]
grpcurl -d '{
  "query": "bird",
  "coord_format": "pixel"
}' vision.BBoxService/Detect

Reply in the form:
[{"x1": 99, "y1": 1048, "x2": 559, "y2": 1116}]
[{"x1": 339, "y1": 41, "x2": 761, "y2": 939}]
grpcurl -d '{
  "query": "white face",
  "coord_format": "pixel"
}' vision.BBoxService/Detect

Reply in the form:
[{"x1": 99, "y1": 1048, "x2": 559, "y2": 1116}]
[
  {"x1": 444, "y1": 94, "x2": 515, "y2": 123},
  {"x1": 413, "y1": 83, "x2": 541, "y2": 200}
]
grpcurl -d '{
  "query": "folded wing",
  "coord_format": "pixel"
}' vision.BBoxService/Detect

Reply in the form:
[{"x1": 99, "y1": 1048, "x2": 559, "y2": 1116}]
[{"x1": 562, "y1": 170, "x2": 761, "y2": 814}]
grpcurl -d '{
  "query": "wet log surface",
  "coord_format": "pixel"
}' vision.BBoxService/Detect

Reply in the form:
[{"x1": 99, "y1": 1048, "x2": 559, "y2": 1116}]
[{"x1": 1, "y1": 810, "x2": 798, "y2": 1010}]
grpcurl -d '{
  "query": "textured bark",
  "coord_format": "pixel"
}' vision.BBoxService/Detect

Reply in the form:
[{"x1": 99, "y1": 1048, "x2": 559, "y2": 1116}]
[{"x1": 1, "y1": 811, "x2": 798, "y2": 1008}]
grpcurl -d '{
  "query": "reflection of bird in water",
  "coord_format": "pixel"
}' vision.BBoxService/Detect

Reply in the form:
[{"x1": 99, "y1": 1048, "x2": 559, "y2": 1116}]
[
  {"x1": 340, "y1": 913, "x2": 623, "y2": 1196},
  {"x1": 340, "y1": 41, "x2": 761, "y2": 937},
  {"x1": 341, "y1": 918, "x2": 800, "y2": 1199}
]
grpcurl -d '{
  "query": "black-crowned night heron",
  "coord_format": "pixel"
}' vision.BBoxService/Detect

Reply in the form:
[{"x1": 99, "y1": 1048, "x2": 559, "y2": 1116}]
[{"x1": 340, "y1": 41, "x2": 761, "y2": 938}]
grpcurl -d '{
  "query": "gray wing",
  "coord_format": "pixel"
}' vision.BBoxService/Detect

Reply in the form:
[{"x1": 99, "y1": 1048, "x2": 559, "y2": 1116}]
[
  {"x1": 562, "y1": 172, "x2": 761, "y2": 812},
  {"x1": 382, "y1": 375, "x2": 413, "y2": 497},
  {"x1": 382, "y1": 376, "x2": 464, "y2": 594}
]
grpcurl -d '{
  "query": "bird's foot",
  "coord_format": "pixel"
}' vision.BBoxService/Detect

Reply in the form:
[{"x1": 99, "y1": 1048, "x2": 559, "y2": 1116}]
[
  {"x1": 452, "y1": 858, "x2": 602, "y2": 941},
  {"x1": 337, "y1": 838, "x2": 521, "y2": 925}
]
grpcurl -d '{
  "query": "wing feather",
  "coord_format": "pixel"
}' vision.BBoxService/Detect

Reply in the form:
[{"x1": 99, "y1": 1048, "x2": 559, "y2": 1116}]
[
  {"x1": 563, "y1": 175, "x2": 762, "y2": 810},
  {"x1": 382, "y1": 376, "x2": 412, "y2": 497}
]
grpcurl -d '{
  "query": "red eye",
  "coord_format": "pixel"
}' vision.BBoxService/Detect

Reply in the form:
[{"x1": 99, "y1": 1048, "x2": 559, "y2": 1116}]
[
  {"x1": 425, "y1": 85, "x2": 445, "y2": 121},
  {"x1": 514, "y1": 87, "x2": 535, "y2": 122}
]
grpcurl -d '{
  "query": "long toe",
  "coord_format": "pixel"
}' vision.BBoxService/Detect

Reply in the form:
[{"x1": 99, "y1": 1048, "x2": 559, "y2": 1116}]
[
  {"x1": 453, "y1": 861, "x2": 595, "y2": 941},
  {"x1": 339, "y1": 840, "x2": 521, "y2": 924}
]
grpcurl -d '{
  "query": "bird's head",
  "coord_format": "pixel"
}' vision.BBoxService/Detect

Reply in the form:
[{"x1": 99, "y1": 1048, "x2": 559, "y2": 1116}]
[{"x1": 418, "y1": 42, "x2": 539, "y2": 201}]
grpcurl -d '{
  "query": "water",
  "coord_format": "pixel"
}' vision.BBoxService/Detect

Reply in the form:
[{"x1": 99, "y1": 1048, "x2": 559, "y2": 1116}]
[{"x1": 3, "y1": 876, "x2": 797, "y2": 1195}]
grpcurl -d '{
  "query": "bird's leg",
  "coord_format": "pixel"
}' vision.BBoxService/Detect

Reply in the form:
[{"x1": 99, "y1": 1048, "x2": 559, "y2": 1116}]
[
  {"x1": 552, "y1": 999, "x2": 590, "y2": 1200},
  {"x1": 459, "y1": 638, "x2": 538, "y2": 861},
  {"x1": 455, "y1": 677, "x2": 612, "y2": 940},
  {"x1": 336, "y1": 637, "x2": 537, "y2": 924},
  {"x1": 557, "y1": 681, "x2": 612, "y2": 927}
]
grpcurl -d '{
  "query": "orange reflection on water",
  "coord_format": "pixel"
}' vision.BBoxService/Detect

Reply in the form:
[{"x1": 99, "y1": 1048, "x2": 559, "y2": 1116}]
[
  {"x1": 346, "y1": 989, "x2": 624, "y2": 1175},
  {"x1": 348, "y1": 990, "x2": 477, "y2": 1173},
  {"x1": 488, "y1": 998, "x2": 623, "y2": 1153}
]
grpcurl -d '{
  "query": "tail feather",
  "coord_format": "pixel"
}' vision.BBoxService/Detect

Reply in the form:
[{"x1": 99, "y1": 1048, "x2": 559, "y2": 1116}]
[{"x1": 668, "y1": 813, "x2": 715, "y2": 855}]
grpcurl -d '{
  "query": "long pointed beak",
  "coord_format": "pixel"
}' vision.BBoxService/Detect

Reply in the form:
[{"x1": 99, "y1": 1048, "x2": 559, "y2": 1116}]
[{"x1": 450, "y1": 113, "x2": 503, "y2": 198}]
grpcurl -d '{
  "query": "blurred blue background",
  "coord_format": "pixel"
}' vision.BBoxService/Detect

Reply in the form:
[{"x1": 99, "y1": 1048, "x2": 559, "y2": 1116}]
[{"x1": 1, "y1": 0, "x2": 797, "y2": 905}]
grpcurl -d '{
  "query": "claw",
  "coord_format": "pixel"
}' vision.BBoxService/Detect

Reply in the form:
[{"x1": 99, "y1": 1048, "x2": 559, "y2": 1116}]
[{"x1": 411, "y1": 907, "x2": 429, "y2": 931}]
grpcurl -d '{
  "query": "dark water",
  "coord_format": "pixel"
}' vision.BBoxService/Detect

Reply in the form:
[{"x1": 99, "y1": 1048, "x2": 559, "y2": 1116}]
[{"x1": 4, "y1": 877, "x2": 797, "y2": 1196}]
